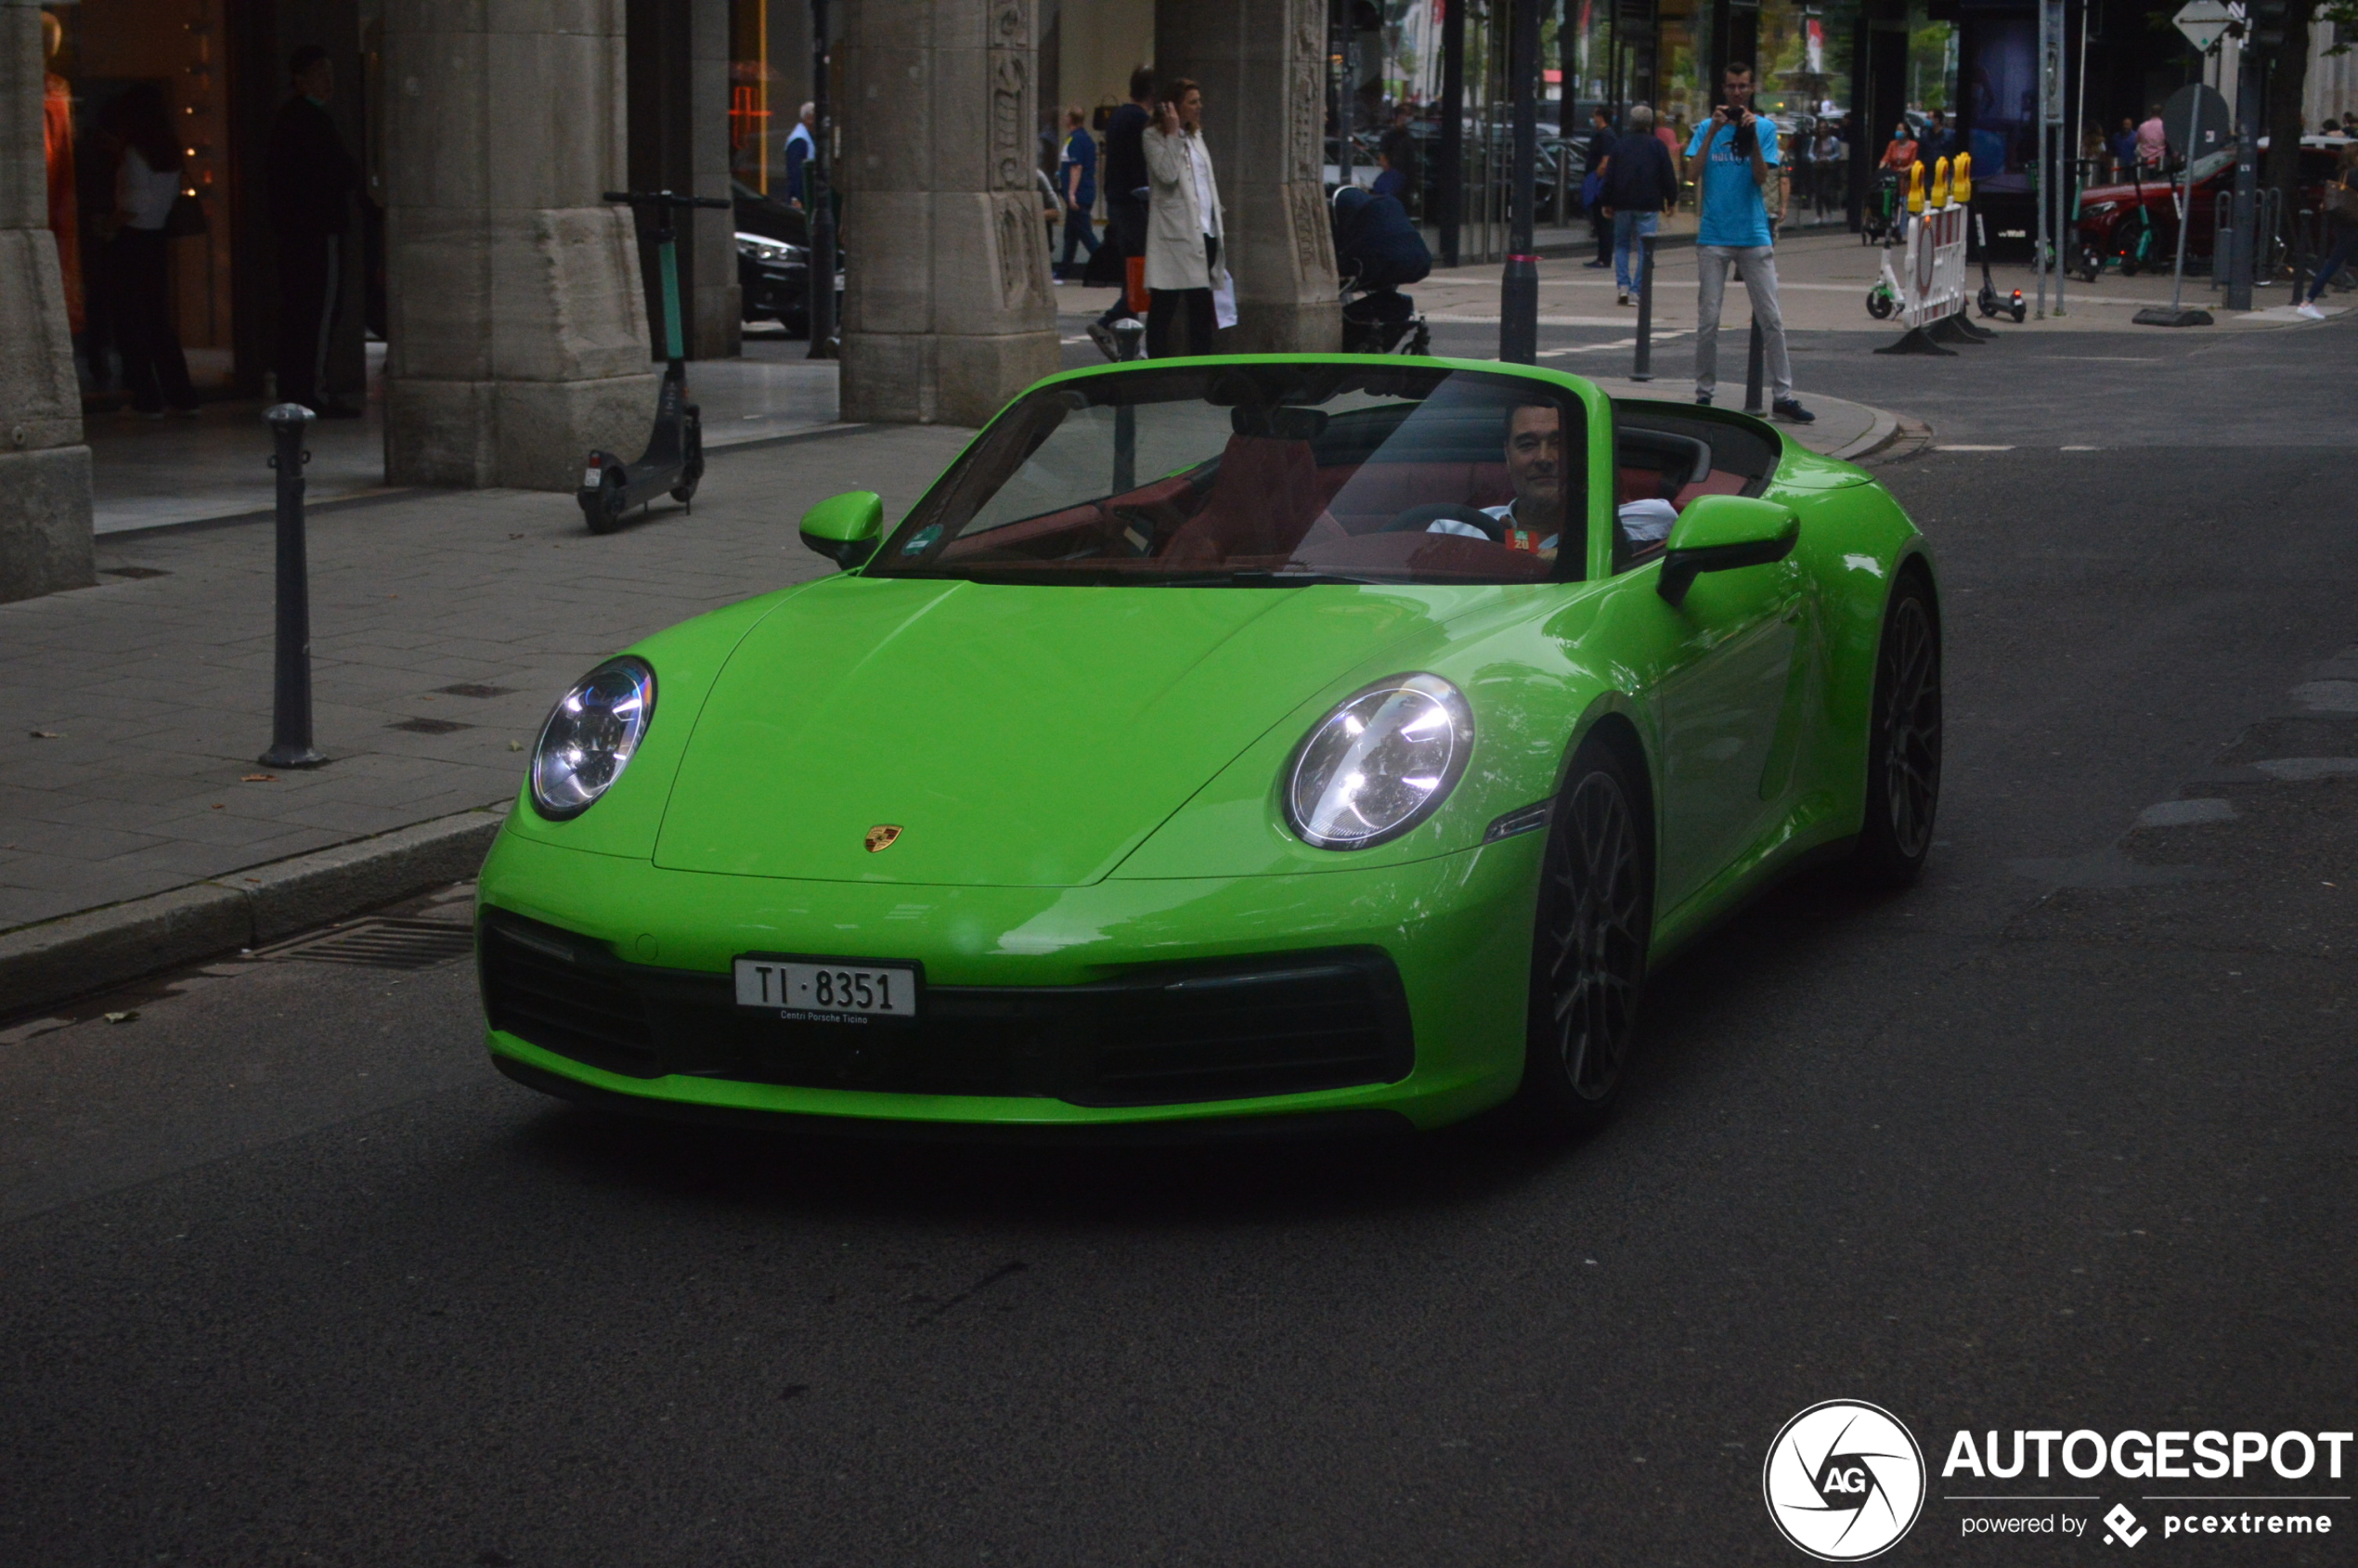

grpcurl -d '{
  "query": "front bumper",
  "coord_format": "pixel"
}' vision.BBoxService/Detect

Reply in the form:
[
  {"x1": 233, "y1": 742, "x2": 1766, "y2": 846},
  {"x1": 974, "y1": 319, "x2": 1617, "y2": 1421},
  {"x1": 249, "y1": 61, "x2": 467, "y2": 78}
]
[{"x1": 475, "y1": 827, "x2": 1543, "y2": 1132}]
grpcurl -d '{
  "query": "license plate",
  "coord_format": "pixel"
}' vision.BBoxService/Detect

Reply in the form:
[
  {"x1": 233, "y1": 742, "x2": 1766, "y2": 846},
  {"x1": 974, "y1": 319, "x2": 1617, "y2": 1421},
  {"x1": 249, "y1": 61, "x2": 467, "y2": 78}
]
[{"x1": 733, "y1": 957, "x2": 918, "y2": 1020}]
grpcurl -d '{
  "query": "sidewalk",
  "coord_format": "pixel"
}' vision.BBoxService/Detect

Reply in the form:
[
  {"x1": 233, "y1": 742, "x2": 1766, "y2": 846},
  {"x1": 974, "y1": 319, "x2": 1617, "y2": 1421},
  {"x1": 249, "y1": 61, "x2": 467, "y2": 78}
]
[
  {"x1": 4, "y1": 367, "x2": 1906, "y2": 1014},
  {"x1": 87, "y1": 330, "x2": 842, "y2": 535}
]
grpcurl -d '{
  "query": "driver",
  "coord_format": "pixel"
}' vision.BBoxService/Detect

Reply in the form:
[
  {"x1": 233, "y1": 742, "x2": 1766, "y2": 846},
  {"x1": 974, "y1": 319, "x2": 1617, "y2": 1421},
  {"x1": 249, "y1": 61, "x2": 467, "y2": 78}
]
[
  {"x1": 1427, "y1": 403, "x2": 1569, "y2": 560},
  {"x1": 1424, "y1": 402, "x2": 1680, "y2": 559}
]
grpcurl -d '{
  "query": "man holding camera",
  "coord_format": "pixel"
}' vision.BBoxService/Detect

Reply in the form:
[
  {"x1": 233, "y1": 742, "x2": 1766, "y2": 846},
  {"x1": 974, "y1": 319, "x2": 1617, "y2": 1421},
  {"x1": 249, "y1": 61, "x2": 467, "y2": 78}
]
[{"x1": 1685, "y1": 63, "x2": 1812, "y2": 422}]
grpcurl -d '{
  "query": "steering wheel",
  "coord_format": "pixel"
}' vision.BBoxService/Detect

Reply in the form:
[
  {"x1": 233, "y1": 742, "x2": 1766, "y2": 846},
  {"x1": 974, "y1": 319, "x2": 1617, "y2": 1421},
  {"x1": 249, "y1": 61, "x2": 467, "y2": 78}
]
[{"x1": 1383, "y1": 502, "x2": 1500, "y2": 538}]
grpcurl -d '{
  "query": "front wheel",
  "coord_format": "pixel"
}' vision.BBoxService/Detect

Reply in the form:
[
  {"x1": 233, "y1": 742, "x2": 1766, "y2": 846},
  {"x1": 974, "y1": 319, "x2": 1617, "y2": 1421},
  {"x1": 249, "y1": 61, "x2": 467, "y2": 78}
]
[
  {"x1": 1849, "y1": 576, "x2": 1942, "y2": 888},
  {"x1": 1867, "y1": 287, "x2": 1897, "y2": 319},
  {"x1": 1514, "y1": 741, "x2": 1652, "y2": 1134}
]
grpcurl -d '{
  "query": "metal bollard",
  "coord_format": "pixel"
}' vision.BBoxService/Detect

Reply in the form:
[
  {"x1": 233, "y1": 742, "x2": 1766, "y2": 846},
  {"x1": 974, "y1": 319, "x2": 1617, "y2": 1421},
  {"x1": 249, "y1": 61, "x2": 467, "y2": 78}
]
[
  {"x1": 1111, "y1": 317, "x2": 1147, "y2": 361},
  {"x1": 1631, "y1": 234, "x2": 1656, "y2": 382},
  {"x1": 259, "y1": 404, "x2": 327, "y2": 770},
  {"x1": 1743, "y1": 316, "x2": 1766, "y2": 414}
]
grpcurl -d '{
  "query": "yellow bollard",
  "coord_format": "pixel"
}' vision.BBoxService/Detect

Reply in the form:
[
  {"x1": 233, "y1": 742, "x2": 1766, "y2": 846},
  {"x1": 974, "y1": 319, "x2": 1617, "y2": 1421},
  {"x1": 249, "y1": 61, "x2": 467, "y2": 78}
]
[
  {"x1": 1953, "y1": 150, "x2": 1973, "y2": 205},
  {"x1": 1931, "y1": 155, "x2": 1951, "y2": 209},
  {"x1": 1906, "y1": 160, "x2": 1926, "y2": 214}
]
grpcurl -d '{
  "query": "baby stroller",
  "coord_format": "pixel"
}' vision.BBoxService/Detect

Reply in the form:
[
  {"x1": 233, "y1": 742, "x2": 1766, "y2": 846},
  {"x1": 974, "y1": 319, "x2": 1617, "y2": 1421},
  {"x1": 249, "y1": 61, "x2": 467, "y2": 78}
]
[{"x1": 1333, "y1": 187, "x2": 1432, "y2": 355}]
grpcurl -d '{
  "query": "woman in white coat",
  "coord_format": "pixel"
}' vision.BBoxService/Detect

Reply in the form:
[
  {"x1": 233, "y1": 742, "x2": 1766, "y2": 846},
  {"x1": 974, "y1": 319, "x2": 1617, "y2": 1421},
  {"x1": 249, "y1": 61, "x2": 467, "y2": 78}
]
[{"x1": 1140, "y1": 79, "x2": 1225, "y2": 357}]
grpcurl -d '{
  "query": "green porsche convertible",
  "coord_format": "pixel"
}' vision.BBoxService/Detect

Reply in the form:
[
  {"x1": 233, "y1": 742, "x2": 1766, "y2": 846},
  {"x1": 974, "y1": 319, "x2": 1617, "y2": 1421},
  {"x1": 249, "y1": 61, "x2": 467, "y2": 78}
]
[{"x1": 477, "y1": 356, "x2": 1939, "y2": 1137}]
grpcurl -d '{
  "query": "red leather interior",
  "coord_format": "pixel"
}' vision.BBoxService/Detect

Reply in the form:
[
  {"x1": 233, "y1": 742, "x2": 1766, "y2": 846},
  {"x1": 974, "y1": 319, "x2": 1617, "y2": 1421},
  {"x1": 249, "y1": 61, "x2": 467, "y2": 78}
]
[
  {"x1": 1165, "y1": 436, "x2": 1328, "y2": 564},
  {"x1": 1325, "y1": 461, "x2": 1513, "y2": 532}
]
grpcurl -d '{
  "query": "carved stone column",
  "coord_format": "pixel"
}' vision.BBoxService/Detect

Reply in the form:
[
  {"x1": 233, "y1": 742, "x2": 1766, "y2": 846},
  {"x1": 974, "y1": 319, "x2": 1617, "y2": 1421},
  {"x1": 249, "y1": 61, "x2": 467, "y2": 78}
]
[
  {"x1": 382, "y1": 0, "x2": 658, "y2": 491},
  {"x1": 0, "y1": 0, "x2": 93, "y2": 603},
  {"x1": 1156, "y1": 0, "x2": 1340, "y2": 353},
  {"x1": 837, "y1": 0, "x2": 1059, "y2": 426}
]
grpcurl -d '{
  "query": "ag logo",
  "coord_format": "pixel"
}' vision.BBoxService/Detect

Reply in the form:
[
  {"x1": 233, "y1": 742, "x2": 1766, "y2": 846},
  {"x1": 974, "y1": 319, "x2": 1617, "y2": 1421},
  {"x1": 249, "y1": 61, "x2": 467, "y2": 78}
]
[{"x1": 1763, "y1": 1400, "x2": 1926, "y2": 1561}]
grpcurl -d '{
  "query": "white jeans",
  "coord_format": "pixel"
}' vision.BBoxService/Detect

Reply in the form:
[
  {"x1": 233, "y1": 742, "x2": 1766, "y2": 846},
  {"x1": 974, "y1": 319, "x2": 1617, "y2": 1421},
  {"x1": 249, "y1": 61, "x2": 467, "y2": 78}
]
[{"x1": 1693, "y1": 244, "x2": 1793, "y2": 403}]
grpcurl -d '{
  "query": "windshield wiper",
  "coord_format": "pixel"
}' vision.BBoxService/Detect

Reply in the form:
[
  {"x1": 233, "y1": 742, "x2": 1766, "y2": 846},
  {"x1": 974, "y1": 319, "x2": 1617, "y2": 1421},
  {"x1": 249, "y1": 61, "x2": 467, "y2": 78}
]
[{"x1": 1148, "y1": 568, "x2": 1394, "y2": 588}]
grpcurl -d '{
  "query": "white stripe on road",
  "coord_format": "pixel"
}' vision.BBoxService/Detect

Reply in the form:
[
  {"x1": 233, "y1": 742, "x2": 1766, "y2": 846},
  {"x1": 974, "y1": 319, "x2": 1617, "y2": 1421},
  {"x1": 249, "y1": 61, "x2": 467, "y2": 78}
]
[
  {"x1": 1535, "y1": 332, "x2": 1690, "y2": 357},
  {"x1": 1935, "y1": 444, "x2": 2015, "y2": 451}
]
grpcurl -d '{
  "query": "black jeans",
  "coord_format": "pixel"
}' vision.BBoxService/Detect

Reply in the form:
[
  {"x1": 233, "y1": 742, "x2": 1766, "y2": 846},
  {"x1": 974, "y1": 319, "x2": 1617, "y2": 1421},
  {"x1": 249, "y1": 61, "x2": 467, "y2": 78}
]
[
  {"x1": 109, "y1": 228, "x2": 196, "y2": 413},
  {"x1": 1147, "y1": 235, "x2": 1219, "y2": 357},
  {"x1": 275, "y1": 231, "x2": 337, "y2": 408},
  {"x1": 1058, "y1": 207, "x2": 1099, "y2": 275},
  {"x1": 1095, "y1": 196, "x2": 1148, "y2": 326}
]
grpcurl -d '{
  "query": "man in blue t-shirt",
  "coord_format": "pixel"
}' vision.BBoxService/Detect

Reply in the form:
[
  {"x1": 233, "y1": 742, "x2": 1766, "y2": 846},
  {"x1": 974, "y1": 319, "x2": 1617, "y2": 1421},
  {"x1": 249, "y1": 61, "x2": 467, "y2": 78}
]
[
  {"x1": 1684, "y1": 63, "x2": 1812, "y2": 422},
  {"x1": 1056, "y1": 108, "x2": 1100, "y2": 281}
]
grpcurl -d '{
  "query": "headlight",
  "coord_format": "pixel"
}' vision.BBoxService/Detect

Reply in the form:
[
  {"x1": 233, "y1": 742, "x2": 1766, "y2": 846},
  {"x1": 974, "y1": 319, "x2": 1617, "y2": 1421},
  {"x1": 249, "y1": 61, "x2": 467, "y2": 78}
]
[
  {"x1": 735, "y1": 231, "x2": 804, "y2": 265},
  {"x1": 1284, "y1": 674, "x2": 1474, "y2": 849},
  {"x1": 530, "y1": 658, "x2": 655, "y2": 820}
]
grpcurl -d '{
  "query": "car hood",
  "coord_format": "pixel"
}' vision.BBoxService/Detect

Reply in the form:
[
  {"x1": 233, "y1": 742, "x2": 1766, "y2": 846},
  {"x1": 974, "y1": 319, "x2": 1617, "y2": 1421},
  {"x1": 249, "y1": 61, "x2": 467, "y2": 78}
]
[{"x1": 652, "y1": 576, "x2": 1452, "y2": 887}]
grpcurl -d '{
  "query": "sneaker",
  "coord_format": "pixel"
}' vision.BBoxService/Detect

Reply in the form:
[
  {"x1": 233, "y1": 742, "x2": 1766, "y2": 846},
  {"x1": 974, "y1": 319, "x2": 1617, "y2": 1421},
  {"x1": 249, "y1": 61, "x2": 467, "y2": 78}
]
[
  {"x1": 1583, "y1": 258, "x2": 1611, "y2": 268},
  {"x1": 1617, "y1": 292, "x2": 1631, "y2": 305},
  {"x1": 1772, "y1": 397, "x2": 1816, "y2": 424},
  {"x1": 1085, "y1": 320, "x2": 1120, "y2": 362},
  {"x1": 1694, "y1": 391, "x2": 1712, "y2": 407},
  {"x1": 2295, "y1": 300, "x2": 2326, "y2": 320}
]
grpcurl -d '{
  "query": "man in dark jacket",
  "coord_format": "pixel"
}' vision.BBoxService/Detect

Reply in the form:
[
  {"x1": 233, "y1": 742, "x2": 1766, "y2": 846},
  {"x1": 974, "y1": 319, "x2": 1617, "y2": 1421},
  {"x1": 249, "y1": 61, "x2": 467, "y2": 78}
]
[
  {"x1": 1087, "y1": 66, "x2": 1157, "y2": 357},
  {"x1": 1583, "y1": 106, "x2": 1616, "y2": 266},
  {"x1": 1598, "y1": 103, "x2": 1678, "y2": 305},
  {"x1": 266, "y1": 45, "x2": 358, "y2": 415}
]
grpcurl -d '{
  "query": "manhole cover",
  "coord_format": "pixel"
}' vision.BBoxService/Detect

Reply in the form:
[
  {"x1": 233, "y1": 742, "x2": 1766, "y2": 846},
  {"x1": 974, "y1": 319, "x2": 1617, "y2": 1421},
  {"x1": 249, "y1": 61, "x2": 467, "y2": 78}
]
[
  {"x1": 434, "y1": 682, "x2": 515, "y2": 699},
  {"x1": 389, "y1": 716, "x2": 471, "y2": 734},
  {"x1": 259, "y1": 917, "x2": 475, "y2": 970}
]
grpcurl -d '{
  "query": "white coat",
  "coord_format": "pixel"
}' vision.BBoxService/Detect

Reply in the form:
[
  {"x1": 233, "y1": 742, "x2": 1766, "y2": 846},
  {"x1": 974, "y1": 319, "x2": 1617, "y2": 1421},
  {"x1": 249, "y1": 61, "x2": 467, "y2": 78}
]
[{"x1": 1141, "y1": 123, "x2": 1225, "y2": 292}]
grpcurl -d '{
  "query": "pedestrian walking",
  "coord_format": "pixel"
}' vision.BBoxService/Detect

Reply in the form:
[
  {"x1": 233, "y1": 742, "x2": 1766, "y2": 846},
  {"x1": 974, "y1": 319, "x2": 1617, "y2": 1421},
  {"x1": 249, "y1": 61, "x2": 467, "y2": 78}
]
[
  {"x1": 2296, "y1": 142, "x2": 2358, "y2": 320},
  {"x1": 1582, "y1": 106, "x2": 1616, "y2": 267},
  {"x1": 1141, "y1": 79, "x2": 1225, "y2": 359},
  {"x1": 1055, "y1": 108, "x2": 1100, "y2": 281},
  {"x1": 1687, "y1": 63, "x2": 1811, "y2": 422},
  {"x1": 100, "y1": 84, "x2": 199, "y2": 419},
  {"x1": 1086, "y1": 67, "x2": 1158, "y2": 359},
  {"x1": 784, "y1": 102, "x2": 816, "y2": 207},
  {"x1": 1599, "y1": 103, "x2": 1678, "y2": 305},
  {"x1": 265, "y1": 45, "x2": 358, "y2": 417}
]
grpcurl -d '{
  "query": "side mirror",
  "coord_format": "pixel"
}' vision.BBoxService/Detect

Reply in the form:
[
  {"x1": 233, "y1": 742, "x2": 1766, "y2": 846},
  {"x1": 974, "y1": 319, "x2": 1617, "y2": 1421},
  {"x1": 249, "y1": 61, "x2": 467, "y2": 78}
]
[
  {"x1": 1656, "y1": 496, "x2": 1800, "y2": 607},
  {"x1": 799, "y1": 490, "x2": 884, "y2": 567}
]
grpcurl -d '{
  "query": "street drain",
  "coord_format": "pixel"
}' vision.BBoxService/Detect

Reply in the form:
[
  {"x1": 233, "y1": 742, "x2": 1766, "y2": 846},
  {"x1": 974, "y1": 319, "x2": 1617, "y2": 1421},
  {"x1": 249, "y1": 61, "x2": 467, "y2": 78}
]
[
  {"x1": 260, "y1": 918, "x2": 476, "y2": 970},
  {"x1": 389, "y1": 716, "x2": 471, "y2": 734}
]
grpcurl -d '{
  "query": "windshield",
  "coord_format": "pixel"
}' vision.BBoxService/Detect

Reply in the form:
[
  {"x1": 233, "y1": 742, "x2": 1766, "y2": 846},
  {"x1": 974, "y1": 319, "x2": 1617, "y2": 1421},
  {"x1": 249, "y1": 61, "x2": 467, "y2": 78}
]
[{"x1": 868, "y1": 364, "x2": 1590, "y2": 586}]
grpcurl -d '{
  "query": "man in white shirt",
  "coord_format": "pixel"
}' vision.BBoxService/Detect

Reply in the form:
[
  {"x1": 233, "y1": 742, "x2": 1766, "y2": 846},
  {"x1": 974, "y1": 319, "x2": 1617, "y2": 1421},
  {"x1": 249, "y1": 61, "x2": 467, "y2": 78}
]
[
  {"x1": 1424, "y1": 405, "x2": 1678, "y2": 566},
  {"x1": 1141, "y1": 80, "x2": 1225, "y2": 356}
]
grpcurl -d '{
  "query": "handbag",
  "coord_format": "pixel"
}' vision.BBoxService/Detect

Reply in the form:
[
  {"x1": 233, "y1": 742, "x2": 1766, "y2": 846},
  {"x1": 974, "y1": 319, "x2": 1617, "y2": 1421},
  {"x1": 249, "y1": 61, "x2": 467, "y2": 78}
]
[
  {"x1": 162, "y1": 191, "x2": 208, "y2": 240},
  {"x1": 1579, "y1": 170, "x2": 1606, "y2": 209},
  {"x1": 2324, "y1": 172, "x2": 2358, "y2": 225}
]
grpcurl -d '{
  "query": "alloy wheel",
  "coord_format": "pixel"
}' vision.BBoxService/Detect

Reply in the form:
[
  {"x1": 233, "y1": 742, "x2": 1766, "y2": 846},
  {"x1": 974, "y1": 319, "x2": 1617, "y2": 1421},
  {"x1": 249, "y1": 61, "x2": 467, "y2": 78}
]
[
  {"x1": 1536, "y1": 767, "x2": 1648, "y2": 1103},
  {"x1": 1877, "y1": 593, "x2": 1942, "y2": 862}
]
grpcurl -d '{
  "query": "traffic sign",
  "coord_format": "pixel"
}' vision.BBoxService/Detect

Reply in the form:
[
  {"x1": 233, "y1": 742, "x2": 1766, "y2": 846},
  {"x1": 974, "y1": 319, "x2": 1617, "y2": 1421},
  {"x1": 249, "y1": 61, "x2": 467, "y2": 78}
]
[{"x1": 2172, "y1": 0, "x2": 2243, "y2": 53}]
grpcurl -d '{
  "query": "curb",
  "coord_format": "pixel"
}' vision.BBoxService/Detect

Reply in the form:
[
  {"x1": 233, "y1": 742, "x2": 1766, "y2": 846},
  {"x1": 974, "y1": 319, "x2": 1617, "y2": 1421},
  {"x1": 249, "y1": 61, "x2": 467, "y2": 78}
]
[
  {"x1": 0, "y1": 804, "x2": 508, "y2": 1019},
  {"x1": 1828, "y1": 403, "x2": 1900, "y2": 464}
]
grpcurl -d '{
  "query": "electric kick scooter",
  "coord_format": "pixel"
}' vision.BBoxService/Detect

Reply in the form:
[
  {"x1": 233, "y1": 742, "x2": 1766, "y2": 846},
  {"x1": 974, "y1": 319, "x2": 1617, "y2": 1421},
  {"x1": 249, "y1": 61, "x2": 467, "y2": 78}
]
[{"x1": 579, "y1": 189, "x2": 731, "y2": 534}]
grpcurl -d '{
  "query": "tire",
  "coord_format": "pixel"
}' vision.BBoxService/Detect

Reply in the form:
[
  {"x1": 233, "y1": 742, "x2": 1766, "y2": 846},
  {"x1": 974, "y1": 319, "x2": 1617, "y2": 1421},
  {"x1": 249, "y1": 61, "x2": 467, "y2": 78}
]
[
  {"x1": 2010, "y1": 301, "x2": 2026, "y2": 324},
  {"x1": 1514, "y1": 737, "x2": 1653, "y2": 1134},
  {"x1": 585, "y1": 468, "x2": 628, "y2": 535},
  {"x1": 1866, "y1": 288, "x2": 1896, "y2": 319},
  {"x1": 1848, "y1": 574, "x2": 1942, "y2": 888}
]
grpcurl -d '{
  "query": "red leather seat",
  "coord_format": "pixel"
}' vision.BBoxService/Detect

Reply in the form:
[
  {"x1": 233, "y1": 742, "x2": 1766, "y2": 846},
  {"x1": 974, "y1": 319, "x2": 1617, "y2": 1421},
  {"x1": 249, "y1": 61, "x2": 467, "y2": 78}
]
[{"x1": 1165, "y1": 435, "x2": 1328, "y2": 564}]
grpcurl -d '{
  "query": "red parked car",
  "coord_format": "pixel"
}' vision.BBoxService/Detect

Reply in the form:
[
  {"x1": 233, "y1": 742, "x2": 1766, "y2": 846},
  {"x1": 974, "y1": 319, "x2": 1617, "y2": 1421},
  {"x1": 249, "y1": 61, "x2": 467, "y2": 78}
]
[{"x1": 2075, "y1": 136, "x2": 2351, "y2": 280}]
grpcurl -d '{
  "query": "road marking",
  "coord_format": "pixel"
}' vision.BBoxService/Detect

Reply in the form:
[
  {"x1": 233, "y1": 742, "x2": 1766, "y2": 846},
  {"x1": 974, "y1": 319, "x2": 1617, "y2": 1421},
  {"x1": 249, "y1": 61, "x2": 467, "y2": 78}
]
[
  {"x1": 2060, "y1": 444, "x2": 2101, "y2": 450},
  {"x1": 1935, "y1": 444, "x2": 2015, "y2": 451},
  {"x1": 1535, "y1": 331, "x2": 1690, "y2": 357},
  {"x1": 2053, "y1": 355, "x2": 2159, "y2": 362}
]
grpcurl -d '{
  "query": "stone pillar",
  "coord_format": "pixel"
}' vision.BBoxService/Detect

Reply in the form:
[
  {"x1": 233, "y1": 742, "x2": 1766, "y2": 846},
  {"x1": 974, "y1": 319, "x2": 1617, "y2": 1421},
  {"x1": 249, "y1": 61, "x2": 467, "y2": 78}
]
[
  {"x1": 382, "y1": 0, "x2": 657, "y2": 491},
  {"x1": 1156, "y1": 0, "x2": 1340, "y2": 353},
  {"x1": 0, "y1": 0, "x2": 93, "y2": 603},
  {"x1": 837, "y1": 0, "x2": 1060, "y2": 427}
]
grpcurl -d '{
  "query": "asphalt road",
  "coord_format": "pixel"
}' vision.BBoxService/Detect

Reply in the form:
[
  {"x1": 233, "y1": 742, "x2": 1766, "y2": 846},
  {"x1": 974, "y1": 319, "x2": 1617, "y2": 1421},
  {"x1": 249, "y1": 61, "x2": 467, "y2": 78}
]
[{"x1": 4, "y1": 320, "x2": 2353, "y2": 1567}]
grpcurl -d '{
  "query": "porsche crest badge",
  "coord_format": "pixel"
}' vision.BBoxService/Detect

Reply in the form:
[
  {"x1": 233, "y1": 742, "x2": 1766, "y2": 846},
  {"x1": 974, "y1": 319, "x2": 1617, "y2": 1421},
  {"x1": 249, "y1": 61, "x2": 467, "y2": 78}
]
[{"x1": 864, "y1": 824, "x2": 902, "y2": 853}]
